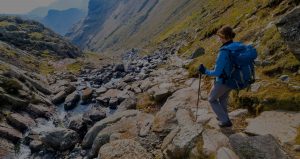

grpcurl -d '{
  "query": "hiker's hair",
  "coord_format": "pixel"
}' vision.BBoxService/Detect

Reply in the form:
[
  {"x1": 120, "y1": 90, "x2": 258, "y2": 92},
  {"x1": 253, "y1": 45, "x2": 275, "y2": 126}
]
[{"x1": 217, "y1": 26, "x2": 236, "y2": 40}]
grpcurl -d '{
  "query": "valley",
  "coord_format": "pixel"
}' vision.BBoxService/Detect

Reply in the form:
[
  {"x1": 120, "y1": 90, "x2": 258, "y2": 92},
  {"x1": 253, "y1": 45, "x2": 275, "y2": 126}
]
[{"x1": 0, "y1": 0, "x2": 300, "y2": 159}]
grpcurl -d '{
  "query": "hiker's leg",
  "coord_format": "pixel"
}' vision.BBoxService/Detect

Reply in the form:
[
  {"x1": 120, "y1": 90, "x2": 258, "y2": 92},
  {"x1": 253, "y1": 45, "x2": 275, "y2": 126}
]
[
  {"x1": 219, "y1": 88, "x2": 231, "y2": 115},
  {"x1": 208, "y1": 83, "x2": 231, "y2": 123}
]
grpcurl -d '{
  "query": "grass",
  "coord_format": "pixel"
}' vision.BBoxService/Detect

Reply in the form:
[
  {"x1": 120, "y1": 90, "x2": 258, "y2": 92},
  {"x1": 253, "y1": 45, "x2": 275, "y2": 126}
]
[
  {"x1": 0, "y1": 21, "x2": 14, "y2": 27},
  {"x1": 30, "y1": 32, "x2": 44, "y2": 40},
  {"x1": 39, "y1": 61, "x2": 55, "y2": 75},
  {"x1": 66, "y1": 61, "x2": 83, "y2": 74}
]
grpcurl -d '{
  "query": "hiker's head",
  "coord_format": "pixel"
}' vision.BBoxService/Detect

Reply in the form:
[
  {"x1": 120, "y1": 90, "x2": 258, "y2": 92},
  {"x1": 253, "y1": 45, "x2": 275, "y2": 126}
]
[{"x1": 216, "y1": 26, "x2": 235, "y2": 43}]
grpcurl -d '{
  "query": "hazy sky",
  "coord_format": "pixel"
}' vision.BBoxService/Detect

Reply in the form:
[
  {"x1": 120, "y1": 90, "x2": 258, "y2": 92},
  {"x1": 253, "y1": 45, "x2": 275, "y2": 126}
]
[{"x1": 0, "y1": 0, "x2": 56, "y2": 14}]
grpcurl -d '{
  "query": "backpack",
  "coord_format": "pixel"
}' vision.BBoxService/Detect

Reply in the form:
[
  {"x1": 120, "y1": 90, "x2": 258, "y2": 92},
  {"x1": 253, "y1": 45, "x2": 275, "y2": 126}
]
[{"x1": 222, "y1": 43, "x2": 258, "y2": 90}]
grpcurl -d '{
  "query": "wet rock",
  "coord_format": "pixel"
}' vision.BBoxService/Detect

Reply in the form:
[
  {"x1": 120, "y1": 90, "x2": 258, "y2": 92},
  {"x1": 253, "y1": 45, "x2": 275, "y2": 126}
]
[
  {"x1": 229, "y1": 133, "x2": 289, "y2": 159},
  {"x1": 99, "y1": 139, "x2": 153, "y2": 159},
  {"x1": 0, "y1": 124, "x2": 22, "y2": 143},
  {"x1": 245, "y1": 111, "x2": 300, "y2": 144},
  {"x1": 276, "y1": 6, "x2": 300, "y2": 60},
  {"x1": 202, "y1": 129, "x2": 229, "y2": 155},
  {"x1": 83, "y1": 108, "x2": 106, "y2": 124},
  {"x1": 29, "y1": 140, "x2": 43, "y2": 153},
  {"x1": 52, "y1": 91, "x2": 67, "y2": 104},
  {"x1": 6, "y1": 113, "x2": 36, "y2": 132},
  {"x1": 64, "y1": 91, "x2": 80, "y2": 110},
  {"x1": 40, "y1": 128, "x2": 79, "y2": 151},
  {"x1": 26, "y1": 104, "x2": 53, "y2": 119},
  {"x1": 81, "y1": 88, "x2": 93, "y2": 104},
  {"x1": 68, "y1": 116, "x2": 88, "y2": 139},
  {"x1": 216, "y1": 147, "x2": 239, "y2": 159}
]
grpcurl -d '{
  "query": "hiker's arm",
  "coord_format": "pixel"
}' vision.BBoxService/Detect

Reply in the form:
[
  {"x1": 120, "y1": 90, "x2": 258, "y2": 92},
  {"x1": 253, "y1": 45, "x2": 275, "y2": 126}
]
[{"x1": 205, "y1": 50, "x2": 227, "y2": 77}]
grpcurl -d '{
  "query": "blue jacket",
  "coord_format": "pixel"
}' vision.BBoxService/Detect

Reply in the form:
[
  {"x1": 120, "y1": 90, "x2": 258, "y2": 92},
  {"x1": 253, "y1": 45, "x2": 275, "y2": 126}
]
[{"x1": 205, "y1": 41, "x2": 246, "y2": 83}]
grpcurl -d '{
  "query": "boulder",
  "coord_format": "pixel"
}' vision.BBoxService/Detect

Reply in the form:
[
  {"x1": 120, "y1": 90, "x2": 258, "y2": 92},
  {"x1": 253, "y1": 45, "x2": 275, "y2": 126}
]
[
  {"x1": 245, "y1": 111, "x2": 300, "y2": 144},
  {"x1": 229, "y1": 133, "x2": 289, "y2": 159},
  {"x1": 116, "y1": 97, "x2": 137, "y2": 112},
  {"x1": 190, "y1": 47, "x2": 205, "y2": 59},
  {"x1": 202, "y1": 129, "x2": 229, "y2": 155},
  {"x1": 82, "y1": 110, "x2": 139, "y2": 148},
  {"x1": 40, "y1": 128, "x2": 79, "y2": 151},
  {"x1": 81, "y1": 88, "x2": 93, "y2": 104},
  {"x1": 99, "y1": 139, "x2": 153, "y2": 159},
  {"x1": 229, "y1": 109, "x2": 248, "y2": 119},
  {"x1": 0, "y1": 124, "x2": 22, "y2": 143},
  {"x1": 29, "y1": 140, "x2": 43, "y2": 153},
  {"x1": 95, "y1": 87, "x2": 107, "y2": 95},
  {"x1": 52, "y1": 91, "x2": 67, "y2": 104},
  {"x1": 82, "y1": 107, "x2": 106, "y2": 124},
  {"x1": 64, "y1": 91, "x2": 80, "y2": 110},
  {"x1": 0, "y1": 93, "x2": 29, "y2": 108},
  {"x1": 6, "y1": 113, "x2": 36, "y2": 132},
  {"x1": 113, "y1": 64, "x2": 125, "y2": 72},
  {"x1": 276, "y1": 6, "x2": 300, "y2": 60},
  {"x1": 0, "y1": 138, "x2": 15, "y2": 158},
  {"x1": 68, "y1": 116, "x2": 88, "y2": 139},
  {"x1": 26, "y1": 104, "x2": 53, "y2": 119},
  {"x1": 108, "y1": 97, "x2": 119, "y2": 109},
  {"x1": 216, "y1": 147, "x2": 239, "y2": 159}
]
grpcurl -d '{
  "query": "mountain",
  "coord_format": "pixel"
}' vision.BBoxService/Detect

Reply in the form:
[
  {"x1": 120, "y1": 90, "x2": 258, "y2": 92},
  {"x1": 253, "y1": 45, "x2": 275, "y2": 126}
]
[
  {"x1": 41, "y1": 8, "x2": 85, "y2": 35},
  {"x1": 27, "y1": 0, "x2": 88, "y2": 18},
  {"x1": 0, "y1": 16, "x2": 82, "y2": 59},
  {"x1": 67, "y1": 0, "x2": 203, "y2": 53}
]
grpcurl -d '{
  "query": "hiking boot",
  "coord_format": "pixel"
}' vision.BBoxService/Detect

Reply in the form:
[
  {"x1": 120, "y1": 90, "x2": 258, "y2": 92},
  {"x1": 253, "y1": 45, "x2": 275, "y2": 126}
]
[{"x1": 218, "y1": 121, "x2": 232, "y2": 128}]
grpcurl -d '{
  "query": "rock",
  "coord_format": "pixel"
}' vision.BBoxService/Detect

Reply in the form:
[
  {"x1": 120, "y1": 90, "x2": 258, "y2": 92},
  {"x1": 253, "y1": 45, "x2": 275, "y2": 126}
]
[
  {"x1": 113, "y1": 64, "x2": 125, "y2": 72},
  {"x1": 229, "y1": 133, "x2": 289, "y2": 159},
  {"x1": 64, "y1": 91, "x2": 80, "y2": 110},
  {"x1": 202, "y1": 129, "x2": 229, "y2": 155},
  {"x1": 250, "y1": 82, "x2": 261, "y2": 92},
  {"x1": 216, "y1": 147, "x2": 239, "y2": 159},
  {"x1": 95, "y1": 86, "x2": 107, "y2": 95},
  {"x1": 0, "y1": 93, "x2": 29, "y2": 108},
  {"x1": 99, "y1": 139, "x2": 153, "y2": 159},
  {"x1": 245, "y1": 111, "x2": 300, "y2": 144},
  {"x1": 108, "y1": 97, "x2": 119, "y2": 109},
  {"x1": 29, "y1": 140, "x2": 43, "y2": 153},
  {"x1": 116, "y1": 97, "x2": 137, "y2": 112},
  {"x1": 0, "y1": 124, "x2": 22, "y2": 143},
  {"x1": 293, "y1": 145, "x2": 300, "y2": 152},
  {"x1": 279, "y1": 75, "x2": 289, "y2": 82},
  {"x1": 81, "y1": 88, "x2": 94, "y2": 104},
  {"x1": 163, "y1": 124, "x2": 203, "y2": 159},
  {"x1": 40, "y1": 128, "x2": 79, "y2": 151},
  {"x1": 229, "y1": 109, "x2": 248, "y2": 119},
  {"x1": 276, "y1": 6, "x2": 300, "y2": 60},
  {"x1": 153, "y1": 88, "x2": 172, "y2": 103},
  {"x1": 6, "y1": 113, "x2": 36, "y2": 132},
  {"x1": 82, "y1": 110, "x2": 139, "y2": 148},
  {"x1": 0, "y1": 138, "x2": 15, "y2": 158},
  {"x1": 52, "y1": 91, "x2": 67, "y2": 104},
  {"x1": 83, "y1": 107, "x2": 106, "y2": 124},
  {"x1": 68, "y1": 116, "x2": 88, "y2": 139},
  {"x1": 152, "y1": 87, "x2": 198, "y2": 133},
  {"x1": 26, "y1": 104, "x2": 53, "y2": 119},
  {"x1": 190, "y1": 47, "x2": 205, "y2": 59}
]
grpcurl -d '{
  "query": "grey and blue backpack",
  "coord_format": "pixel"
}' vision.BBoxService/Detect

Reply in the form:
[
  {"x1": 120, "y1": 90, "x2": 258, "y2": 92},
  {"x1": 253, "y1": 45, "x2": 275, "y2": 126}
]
[{"x1": 222, "y1": 42, "x2": 258, "y2": 90}]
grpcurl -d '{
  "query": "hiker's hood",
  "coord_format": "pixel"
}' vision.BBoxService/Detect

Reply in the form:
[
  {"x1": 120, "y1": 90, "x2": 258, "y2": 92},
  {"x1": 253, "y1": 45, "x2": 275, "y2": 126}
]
[{"x1": 221, "y1": 42, "x2": 246, "y2": 51}]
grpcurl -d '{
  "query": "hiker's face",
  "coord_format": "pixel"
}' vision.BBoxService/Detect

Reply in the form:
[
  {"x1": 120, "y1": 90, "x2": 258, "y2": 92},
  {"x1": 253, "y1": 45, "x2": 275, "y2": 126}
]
[{"x1": 216, "y1": 35, "x2": 227, "y2": 44}]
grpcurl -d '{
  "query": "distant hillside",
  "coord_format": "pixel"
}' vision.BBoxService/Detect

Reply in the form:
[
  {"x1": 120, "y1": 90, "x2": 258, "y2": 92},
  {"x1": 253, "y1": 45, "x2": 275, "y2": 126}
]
[
  {"x1": 0, "y1": 16, "x2": 82, "y2": 58},
  {"x1": 27, "y1": 0, "x2": 88, "y2": 18},
  {"x1": 42, "y1": 8, "x2": 85, "y2": 35}
]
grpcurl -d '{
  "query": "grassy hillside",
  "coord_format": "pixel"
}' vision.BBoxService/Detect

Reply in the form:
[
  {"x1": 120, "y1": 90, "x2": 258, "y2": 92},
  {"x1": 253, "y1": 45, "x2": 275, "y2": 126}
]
[{"x1": 149, "y1": 0, "x2": 300, "y2": 112}]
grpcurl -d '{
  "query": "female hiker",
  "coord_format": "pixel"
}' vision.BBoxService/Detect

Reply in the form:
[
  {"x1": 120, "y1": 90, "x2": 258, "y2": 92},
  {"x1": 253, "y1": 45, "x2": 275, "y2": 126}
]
[{"x1": 198, "y1": 26, "x2": 236, "y2": 128}]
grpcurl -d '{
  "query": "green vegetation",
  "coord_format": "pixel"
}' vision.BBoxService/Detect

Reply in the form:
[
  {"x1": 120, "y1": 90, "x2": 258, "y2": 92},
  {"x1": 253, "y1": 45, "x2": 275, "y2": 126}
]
[
  {"x1": 67, "y1": 61, "x2": 83, "y2": 74},
  {"x1": 30, "y1": 32, "x2": 44, "y2": 40},
  {"x1": 39, "y1": 61, "x2": 55, "y2": 75},
  {"x1": 0, "y1": 77, "x2": 22, "y2": 95},
  {"x1": 0, "y1": 21, "x2": 13, "y2": 27}
]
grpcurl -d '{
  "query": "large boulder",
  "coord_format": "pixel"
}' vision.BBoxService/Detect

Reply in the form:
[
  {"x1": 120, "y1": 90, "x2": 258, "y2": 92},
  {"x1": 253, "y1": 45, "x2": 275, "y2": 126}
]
[
  {"x1": 68, "y1": 116, "x2": 88, "y2": 139},
  {"x1": 64, "y1": 91, "x2": 80, "y2": 110},
  {"x1": 81, "y1": 88, "x2": 93, "y2": 104},
  {"x1": 99, "y1": 139, "x2": 153, "y2": 159},
  {"x1": 229, "y1": 133, "x2": 289, "y2": 159},
  {"x1": 202, "y1": 129, "x2": 229, "y2": 156},
  {"x1": 0, "y1": 124, "x2": 22, "y2": 143},
  {"x1": 245, "y1": 111, "x2": 300, "y2": 144},
  {"x1": 26, "y1": 104, "x2": 53, "y2": 119},
  {"x1": 276, "y1": 6, "x2": 300, "y2": 60},
  {"x1": 6, "y1": 113, "x2": 36, "y2": 132},
  {"x1": 40, "y1": 128, "x2": 79, "y2": 151}
]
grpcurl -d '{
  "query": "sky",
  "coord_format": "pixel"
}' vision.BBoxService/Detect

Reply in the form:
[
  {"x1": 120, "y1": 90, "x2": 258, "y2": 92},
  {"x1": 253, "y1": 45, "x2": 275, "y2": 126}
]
[{"x1": 0, "y1": 0, "x2": 56, "y2": 14}]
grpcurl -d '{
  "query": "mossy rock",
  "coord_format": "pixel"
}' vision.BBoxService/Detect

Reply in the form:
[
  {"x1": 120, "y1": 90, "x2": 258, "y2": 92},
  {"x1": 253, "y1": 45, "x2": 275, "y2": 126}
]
[{"x1": 0, "y1": 76, "x2": 22, "y2": 95}]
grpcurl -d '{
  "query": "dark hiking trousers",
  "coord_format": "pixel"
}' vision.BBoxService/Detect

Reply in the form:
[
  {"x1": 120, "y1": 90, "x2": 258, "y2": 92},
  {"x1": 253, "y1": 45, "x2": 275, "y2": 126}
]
[{"x1": 208, "y1": 83, "x2": 232, "y2": 123}]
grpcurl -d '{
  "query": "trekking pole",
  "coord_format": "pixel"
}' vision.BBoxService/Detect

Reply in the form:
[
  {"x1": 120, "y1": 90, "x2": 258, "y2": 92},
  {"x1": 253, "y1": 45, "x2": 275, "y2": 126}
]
[{"x1": 195, "y1": 73, "x2": 202, "y2": 122}]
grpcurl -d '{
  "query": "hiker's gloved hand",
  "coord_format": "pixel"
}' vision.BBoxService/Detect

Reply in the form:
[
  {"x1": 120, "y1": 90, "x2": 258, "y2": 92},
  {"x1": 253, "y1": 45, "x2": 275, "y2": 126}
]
[{"x1": 198, "y1": 64, "x2": 206, "y2": 74}]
